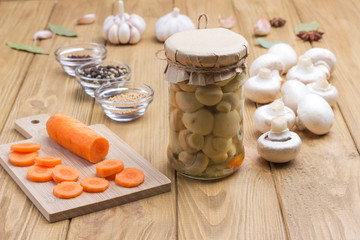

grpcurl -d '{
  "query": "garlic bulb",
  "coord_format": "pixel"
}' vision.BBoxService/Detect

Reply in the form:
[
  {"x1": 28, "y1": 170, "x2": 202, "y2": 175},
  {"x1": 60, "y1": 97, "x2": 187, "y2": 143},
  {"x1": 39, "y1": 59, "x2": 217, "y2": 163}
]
[
  {"x1": 155, "y1": 8, "x2": 195, "y2": 42},
  {"x1": 102, "y1": 0, "x2": 146, "y2": 45}
]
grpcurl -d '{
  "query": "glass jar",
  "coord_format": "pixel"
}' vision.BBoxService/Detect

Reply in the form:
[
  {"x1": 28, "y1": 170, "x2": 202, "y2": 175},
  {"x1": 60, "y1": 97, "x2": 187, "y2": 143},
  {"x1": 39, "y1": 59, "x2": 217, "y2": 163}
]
[{"x1": 164, "y1": 28, "x2": 249, "y2": 180}]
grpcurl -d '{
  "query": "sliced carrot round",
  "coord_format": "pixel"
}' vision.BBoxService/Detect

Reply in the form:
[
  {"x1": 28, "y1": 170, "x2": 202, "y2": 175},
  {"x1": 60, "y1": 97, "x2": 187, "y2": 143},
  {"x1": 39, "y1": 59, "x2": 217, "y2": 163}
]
[
  {"x1": 115, "y1": 167, "x2": 144, "y2": 188},
  {"x1": 27, "y1": 165, "x2": 54, "y2": 182},
  {"x1": 10, "y1": 142, "x2": 41, "y2": 153},
  {"x1": 52, "y1": 165, "x2": 80, "y2": 183},
  {"x1": 8, "y1": 151, "x2": 38, "y2": 167},
  {"x1": 53, "y1": 181, "x2": 83, "y2": 199},
  {"x1": 105, "y1": 174, "x2": 116, "y2": 181},
  {"x1": 80, "y1": 177, "x2": 109, "y2": 193},
  {"x1": 96, "y1": 159, "x2": 124, "y2": 178},
  {"x1": 35, "y1": 156, "x2": 62, "y2": 167}
]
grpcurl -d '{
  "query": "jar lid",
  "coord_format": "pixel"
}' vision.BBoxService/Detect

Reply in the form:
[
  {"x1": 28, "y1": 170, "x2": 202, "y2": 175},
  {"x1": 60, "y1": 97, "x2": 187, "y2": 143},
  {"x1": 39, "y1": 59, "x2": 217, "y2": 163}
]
[{"x1": 164, "y1": 28, "x2": 249, "y2": 68}]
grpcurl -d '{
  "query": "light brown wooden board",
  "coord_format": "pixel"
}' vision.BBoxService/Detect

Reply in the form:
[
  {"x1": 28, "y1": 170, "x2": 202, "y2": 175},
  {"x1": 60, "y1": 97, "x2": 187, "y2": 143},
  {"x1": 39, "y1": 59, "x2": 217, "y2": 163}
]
[{"x1": 0, "y1": 115, "x2": 171, "y2": 222}]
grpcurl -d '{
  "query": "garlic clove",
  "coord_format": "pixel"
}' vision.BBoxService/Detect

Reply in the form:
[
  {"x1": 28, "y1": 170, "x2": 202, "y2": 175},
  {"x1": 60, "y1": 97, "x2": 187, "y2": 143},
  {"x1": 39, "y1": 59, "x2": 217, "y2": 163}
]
[
  {"x1": 218, "y1": 15, "x2": 235, "y2": 29},
  {"x1": 102, "y1": 16, "x2": 115, "y2": 39},
  {"x1": 254, "y1": 16, "x2": 271, "y2": 36},
  {"x1": 129, "y1": 26, "x2": 141, "y2": 44},
  {"x1": 118, "y1": 22, "x2": 130, "y2": 44},
  {"x1": 33, "y1": 30, "x2": 52, "y2": 41},
  {"x1": 108, "y1": 24, "x2": 120, "y2": 44},
  {"x1": 77, "y1": 13, "x2": 96, "y2": 25},
  {"x1": 129, "y1": 14, "x2": 146, "y2": 35}
]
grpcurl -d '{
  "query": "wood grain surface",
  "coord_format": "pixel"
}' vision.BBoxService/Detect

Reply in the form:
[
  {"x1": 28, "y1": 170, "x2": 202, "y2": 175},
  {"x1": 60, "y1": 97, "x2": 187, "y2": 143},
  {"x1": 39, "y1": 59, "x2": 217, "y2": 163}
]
[{"x1": 0, "y1": 0, "x2": 360, "y2": 239}]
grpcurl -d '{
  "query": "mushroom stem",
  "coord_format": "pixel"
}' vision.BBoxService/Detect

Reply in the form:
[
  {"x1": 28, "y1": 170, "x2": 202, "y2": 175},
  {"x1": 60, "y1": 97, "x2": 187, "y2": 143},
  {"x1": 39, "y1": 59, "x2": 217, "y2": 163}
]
[
  {"x1": 269, "y1": 100, "x2": 284, "y2": 113},
  {"x1": 268, "y1": 116, "x2": 291, "y2": 141},
  {"x1": 258, "y1": 68, "x2": 272, "y2": 79},
  {"x1": 172, "y1": 8, "x2": 180, "y2": 17},
  {"x1": 298, "y1": 55, "x2": 313, "y2": 70},
  {"x1": 312, "y1": 78, "x2": 330, "y2": 91}
]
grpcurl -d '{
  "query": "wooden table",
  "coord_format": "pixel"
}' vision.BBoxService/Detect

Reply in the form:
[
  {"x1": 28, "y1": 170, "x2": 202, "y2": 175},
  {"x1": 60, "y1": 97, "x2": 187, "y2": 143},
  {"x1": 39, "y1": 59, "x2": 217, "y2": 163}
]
[{"x1": 1, "y1": 0, "x2": 360, "y2": 239}]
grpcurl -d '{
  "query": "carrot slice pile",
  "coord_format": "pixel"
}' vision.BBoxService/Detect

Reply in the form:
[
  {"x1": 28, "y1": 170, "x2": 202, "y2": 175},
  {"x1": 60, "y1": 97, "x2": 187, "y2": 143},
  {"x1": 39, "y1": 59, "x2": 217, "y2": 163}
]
[
  {"x1": 27, "y1": 165, "x2": 54, "y2": 182},
  {"x1": 53, "y1": 181, "x2": 83, "y2": 199},
  {"x1": 96, "y1": 159, "x2": 124, "y2": 177},
  {"x1": 80, "y1": 177, "x2": 109, "y2": 193},
  {"x1": 8, "y1": 151, "x2": 38, "y2": 167},
  {"x1": 10, "y1": 143, "x2": 41, "y2": 153},
  {"x1": 35, "y1": 156, "x2": 62, "y2": 167},
  {"x1": 52, "y1": 165, "x2": 80, "y2": 183},
  {"x1": 115, "y1": 167, "x2": 144, "y2": 188}
]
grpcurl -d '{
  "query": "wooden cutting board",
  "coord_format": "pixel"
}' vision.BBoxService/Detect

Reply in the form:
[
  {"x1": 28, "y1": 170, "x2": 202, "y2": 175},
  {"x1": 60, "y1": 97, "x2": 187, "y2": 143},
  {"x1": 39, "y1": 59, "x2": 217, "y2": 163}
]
[{"x1": 0, "y1": 114, "x2": 171, "y2": 222}]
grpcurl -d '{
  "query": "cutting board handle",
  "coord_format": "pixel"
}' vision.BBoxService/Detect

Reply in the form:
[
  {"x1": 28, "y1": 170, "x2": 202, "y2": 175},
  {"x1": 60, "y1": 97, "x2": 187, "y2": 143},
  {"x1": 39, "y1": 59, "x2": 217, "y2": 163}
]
[{"x1": 14, "y1": 114, "x2": 50, "y2": 139}]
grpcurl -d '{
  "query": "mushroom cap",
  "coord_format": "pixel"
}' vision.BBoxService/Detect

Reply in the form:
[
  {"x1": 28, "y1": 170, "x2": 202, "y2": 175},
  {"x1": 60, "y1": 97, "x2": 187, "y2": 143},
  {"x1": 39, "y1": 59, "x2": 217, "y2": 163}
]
[
  {"x1": 244, "y1": 68, "x2": 281, "y2": 103},
  {"x1": 306, "y1": 79, "x2": 339, "y2": 106},
  {"x1": 249, "y1": 53, "x2": 285, "y2": 77},
  {"x1": 281, "y1": 80, "x2": 309, "y2": 113},
  {"x1": 286, "y1": 55, "x2": 327, "y2": 84},
  {"x1": 268, "y1": 43, "x2": 298, "y2": 73},
  {"x1": 257, "y1": 131, "x2": 301, "y2": 163},
  {"x1": 253, "y1": 100, "x2": 296, "y2": 133},
  {"x1": 303, "y1": 48, "x2": 336, "y2": 74},
  {"x1": 296, "y1": 94, "x2": 334, "y2": 135}
]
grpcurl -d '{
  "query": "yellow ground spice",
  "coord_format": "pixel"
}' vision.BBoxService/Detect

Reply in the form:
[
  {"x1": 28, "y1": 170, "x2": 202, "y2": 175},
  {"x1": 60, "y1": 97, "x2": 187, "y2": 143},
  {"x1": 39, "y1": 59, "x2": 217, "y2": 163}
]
[{"x1": 108, "y1": 90, "x2": 148, "y2": 114}]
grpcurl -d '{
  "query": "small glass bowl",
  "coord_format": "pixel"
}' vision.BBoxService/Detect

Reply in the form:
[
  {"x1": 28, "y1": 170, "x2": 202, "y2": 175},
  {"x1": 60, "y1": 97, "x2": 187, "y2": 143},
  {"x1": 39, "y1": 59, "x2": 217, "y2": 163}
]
[
  {"x1": 95, "y1": 82, "x2": 154, "y2": 122},
  {"x1": 54, "y1": 42, "x2": 107, "y2": 76},
  {"x1": 75, "y1": 60, "x2": 131, "y2": 98}
]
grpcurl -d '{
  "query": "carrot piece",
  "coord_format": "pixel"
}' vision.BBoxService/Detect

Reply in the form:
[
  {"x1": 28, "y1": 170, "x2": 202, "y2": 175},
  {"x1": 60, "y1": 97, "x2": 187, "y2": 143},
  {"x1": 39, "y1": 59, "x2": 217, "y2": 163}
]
[
  {"x1": 115, "y1": 168, "x2": 144, "y2": 188},
  {"x1": 46, "y1": 114, "x2": 109, "y2": 163},
  {"x1": 52, "y1": 165, "x2": 80, "y2": 183},
  {"x1": 8, "y1": 151, "x2": 38, "y2": 167},
  {"x1": 80, "y1": 177, "x2": 109, "y2": 193},
  {"x1": 35, "y1": 156, "x2": 62, "y2": 167},
  {"x1": 226, "y1": 154, "x2": 244, "y2": 170},
  {"x1": 105, "y1": 174, "x2": 116, "y2": 181},
  {"x1": 96, "y1": 159, "x2": 124, "y2": 177},
  {"x1": 53, "y1": 181, "x2": 83, "y2": 199},
  {"x1": 27, "y1": 165, "x2": 54, "y2": 182},
  {"x1": 10, "y1": 143, "x2": 41, "y2": 153}
]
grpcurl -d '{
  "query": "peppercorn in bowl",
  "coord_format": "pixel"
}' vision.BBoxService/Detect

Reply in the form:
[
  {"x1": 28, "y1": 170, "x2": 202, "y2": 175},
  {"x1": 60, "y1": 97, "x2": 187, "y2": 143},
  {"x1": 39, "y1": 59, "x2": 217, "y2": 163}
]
[
  {"x1": 55, "y1": 42, "x2": 107, "y2": 76},
  {"x1": 95, "y1": 82, "x2": 154, "y2": 122},
  {"x1": 75, "y1": 60, "x2": 131, "y2": 97}
]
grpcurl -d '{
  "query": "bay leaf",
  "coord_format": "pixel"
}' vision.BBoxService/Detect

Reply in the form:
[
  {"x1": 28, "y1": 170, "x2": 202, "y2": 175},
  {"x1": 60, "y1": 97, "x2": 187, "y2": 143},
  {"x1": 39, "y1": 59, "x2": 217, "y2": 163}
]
[
  {"x1": 7, "y1": 42, "x2": 46, "y2": 54},
  {"x1": 256, "y1": 38, "x2": 286, "y2": 49},
  {"x1": 49, "y1": 23, "x2": 77, "y2": 37},
  {"x1": 294, "y1": 21, "x2": 319, "y2": 34}
]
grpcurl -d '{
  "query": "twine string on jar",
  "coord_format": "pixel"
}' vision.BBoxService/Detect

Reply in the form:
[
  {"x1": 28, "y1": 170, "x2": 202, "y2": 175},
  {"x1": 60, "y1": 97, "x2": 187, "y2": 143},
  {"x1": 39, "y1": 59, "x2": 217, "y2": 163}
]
[{"x1": 197, "y1": 14, "x2": 208, "y2": 29}]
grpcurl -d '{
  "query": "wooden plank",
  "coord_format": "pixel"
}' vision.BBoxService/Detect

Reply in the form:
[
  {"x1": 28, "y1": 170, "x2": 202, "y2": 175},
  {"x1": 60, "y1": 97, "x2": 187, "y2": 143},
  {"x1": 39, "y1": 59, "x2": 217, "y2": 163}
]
[
  {"x1": 0, "y1": 115, "x2": 170, "y2": 222},
  {"x1": 0, "y1": 0, "x2": 110, "y2": 238},
  {"x1": 268, "y1": 0, "x2": 360, "y2": 239},
  {"x1": 173, "y1": 0, "x2": 288, "y2": 239},
  {"x1": 67, "y1": 0, "x2": 177, "y2": 239}
]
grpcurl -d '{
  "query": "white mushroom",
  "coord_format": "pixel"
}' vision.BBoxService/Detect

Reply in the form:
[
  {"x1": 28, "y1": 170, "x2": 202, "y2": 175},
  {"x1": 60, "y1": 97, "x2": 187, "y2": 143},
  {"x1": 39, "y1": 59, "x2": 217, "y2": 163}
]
[
  {"x1": 178, "y1": 81, "x2": 197, "y2": 92},
  {"x1": 303, "y1": 48, "x2": 336, "y2": 79},
  {"x1": 249, "y1": 53, "x2": 284, "y2": 81},
  {"x1": 213, "y1": 110, "x2": 240, "y2": 138},
  {"x1": 175, "y1": 91, "x2": 204, "y2": 112},
  {"x1": 281, "y1": 80, "x2": 309, "y2": 113},
  {"x1": 182, "y1": 109, "x2": 214, "y2": 135},
  {"x1": 244, "y1": 68, "x2": 281, "y2": 103},
  {"x1": 195, "y1": 85, "x2": 223, "y2": 106},
  {"x1": 216, "y1": 92, "x2": 240, "y2": 113},
  {"x1": 254, "y1": 99, "x2": 295, "y2": 133},
  {"x1": 169, "y1": 130, "x2": 183, "y2": 154},
  {"x1": 296, "y1": 94, "x2": 334, "y2": 135},
  {"x1": 169, "y1": 108, "x2": 185, "y2": 131},
  {"x1": 268, "y1": 43, "x2": 298, "y2": 73},
  {"x1": 221, "y1": 71, "x2": 246, "y2": 93},
  {"x1": 257, "y1": 116, "x2": 302, "y2": 163},
  {"x1": 178, "y1": 151, "x2": 209, "y2": 175},
  {"x1": 307, "y1": 79, "x2": 338, "y2": 106},
  {"x1": 286, "y1": 55, "x2": 327, "y2": 84},
  {"x1": 202, "y1": 135, "x2": 232, "y2": 158}
]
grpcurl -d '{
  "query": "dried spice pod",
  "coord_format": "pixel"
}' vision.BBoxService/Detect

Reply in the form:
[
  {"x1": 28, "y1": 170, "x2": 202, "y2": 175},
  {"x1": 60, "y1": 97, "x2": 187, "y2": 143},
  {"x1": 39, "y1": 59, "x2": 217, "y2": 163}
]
[
  {"x1": 297, "y1": 30, "x2": 324, "y2": 43},
  {"x1": 270, "y1": 18, "x2": 286, "y2": 27}
]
